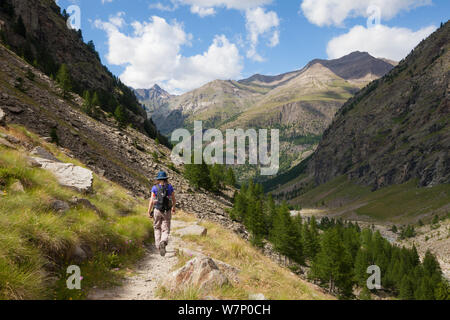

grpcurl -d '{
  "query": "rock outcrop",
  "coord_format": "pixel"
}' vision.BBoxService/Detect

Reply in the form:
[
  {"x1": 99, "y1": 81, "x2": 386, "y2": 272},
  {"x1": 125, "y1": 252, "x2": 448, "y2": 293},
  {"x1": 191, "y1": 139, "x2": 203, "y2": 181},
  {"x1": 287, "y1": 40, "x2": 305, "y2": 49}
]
[
  {"x1": 163, "y1": 257, "x2": 229, "y2": 293},
  {"x1": 32, "y1": 157, "x2": 93, "y2": 193},
  {"x1": 175, "y1": 225, "x2": 208, "y2": 237},
  {"x1": 0, "y1": 106, "x2": 5, "y2": 125}
]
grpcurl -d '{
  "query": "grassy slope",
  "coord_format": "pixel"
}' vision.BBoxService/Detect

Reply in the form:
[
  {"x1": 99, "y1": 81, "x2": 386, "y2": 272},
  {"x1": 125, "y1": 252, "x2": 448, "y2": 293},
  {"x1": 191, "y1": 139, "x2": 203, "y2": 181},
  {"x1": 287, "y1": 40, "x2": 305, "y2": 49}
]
[
  {"x1": 0, "y1": 125, "x2": 153, "y2": 300},
  {"x1": 291, "y1": 176, "x2": 450, "y2": 223},
  {"x1": 157, "y1": 212, "x2": 333, "y2": 300}
]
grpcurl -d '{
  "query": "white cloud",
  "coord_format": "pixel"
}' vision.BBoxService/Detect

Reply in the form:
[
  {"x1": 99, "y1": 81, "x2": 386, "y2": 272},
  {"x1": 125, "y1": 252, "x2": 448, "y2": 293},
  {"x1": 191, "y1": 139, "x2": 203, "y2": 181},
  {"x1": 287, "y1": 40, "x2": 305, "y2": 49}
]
[
  {"x1": 101, "y1": 0, "x2": 113, "y2": 4},
  {"x1": 176, "y1": 0, "x2": 273, "y2": 12},
  {"x1": 300, "y1": 0, "x2": 432, "y2": 27},
  {"x1": 245, "y1": 7, "x2": 280, "y2": 62},
  {"x1": 149, "y1": 2, "x2": 178, "y2": 11},
  {"x1": 190, "y1": 5, "x2": 216, "y2": 17},
  {"x1": 95, "y1": 14, "x2": 243, "y2": 94},
  {"x1": 327, "y1": 24, "x2": 436, "y2": 61}
]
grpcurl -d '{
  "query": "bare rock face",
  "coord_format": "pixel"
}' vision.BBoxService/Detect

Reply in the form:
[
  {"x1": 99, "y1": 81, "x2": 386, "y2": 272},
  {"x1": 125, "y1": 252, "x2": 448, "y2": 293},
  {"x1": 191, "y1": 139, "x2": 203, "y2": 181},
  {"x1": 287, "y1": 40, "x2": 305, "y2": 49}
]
[
  {"x1": 163, "y1": 257, "x2": 229, "y2": 293},
  {"x1": 175, "y1": 225, "x2": 208, "y2": 237},
  {"x1": 32, "y1": 157, "x2": 93, "y2": 193}
]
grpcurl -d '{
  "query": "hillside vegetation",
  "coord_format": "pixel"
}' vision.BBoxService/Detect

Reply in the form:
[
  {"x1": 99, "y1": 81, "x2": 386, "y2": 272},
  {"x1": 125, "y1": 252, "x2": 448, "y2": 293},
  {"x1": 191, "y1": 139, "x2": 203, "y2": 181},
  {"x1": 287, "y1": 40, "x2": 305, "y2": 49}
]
[{"x1": 0, "y1": 125, "x2": 152, "y2": 299}]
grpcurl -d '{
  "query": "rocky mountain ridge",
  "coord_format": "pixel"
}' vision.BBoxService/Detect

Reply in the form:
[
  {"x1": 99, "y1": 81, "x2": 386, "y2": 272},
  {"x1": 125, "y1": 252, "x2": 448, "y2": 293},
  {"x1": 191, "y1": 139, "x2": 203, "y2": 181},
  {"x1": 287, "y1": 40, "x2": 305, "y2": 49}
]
[{"x1": 0, "y1": 0, "x2": 166, "y2": 142}]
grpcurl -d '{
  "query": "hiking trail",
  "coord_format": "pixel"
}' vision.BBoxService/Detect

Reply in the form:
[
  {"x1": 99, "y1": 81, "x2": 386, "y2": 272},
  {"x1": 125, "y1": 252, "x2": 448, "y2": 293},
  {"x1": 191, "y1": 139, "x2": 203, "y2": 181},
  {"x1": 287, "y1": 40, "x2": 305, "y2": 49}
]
[{"x1": 88, "y1": 219, "x2": 193, "y2": 300}]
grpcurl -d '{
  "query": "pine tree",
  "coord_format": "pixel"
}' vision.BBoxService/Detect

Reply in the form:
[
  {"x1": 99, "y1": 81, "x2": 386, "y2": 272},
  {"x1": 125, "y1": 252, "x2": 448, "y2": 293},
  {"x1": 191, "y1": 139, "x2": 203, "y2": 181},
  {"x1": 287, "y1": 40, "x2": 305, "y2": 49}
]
[
  {"x1": 114, "y1": 105, "x2": 127, "y2": 128},
  {"x1": 303, "y1": 217, "x2": 320, "y2": 261},
  {"x1": 56, "y1": 64, "x2": 72, "y2": 99},
  {"x1": 82, "y1": 90, "x2": 92, "y2": 115},
  {"x1": 184, "y1": 156, "x2": 213, "y2": 190},
  {"x1": 310, "y1": 228, "x2": 354, "y2": 297},
  {"x1": 225, "y1": 167, "x2": 236, "y2": 186},
  {"x1": 209, "y1": 163, "x2": 225, "y2": 192},
  {"x1": 399, "y1": 276, "x2": 415, "y2": 300}
]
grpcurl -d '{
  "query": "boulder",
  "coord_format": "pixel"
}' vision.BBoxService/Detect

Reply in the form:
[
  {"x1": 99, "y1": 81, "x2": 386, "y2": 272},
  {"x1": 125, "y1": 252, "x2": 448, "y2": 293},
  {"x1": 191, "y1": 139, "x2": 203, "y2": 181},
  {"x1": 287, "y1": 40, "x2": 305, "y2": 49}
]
[
  {"x1": 175, "y1": 225, "x2": 208, "y2": 237},
  {"x1": 71, "y1": 245, "x2": 87, "y2": 264},
  {"x1": 32, "y1": 157, "x2": 93, "y2": 193},
  {"x1": 179, "y1": 248, "x2": 241, "y2": 283},
  {"x1": 51, "y1": 200, "x2": 70, "y2": 213},
  {"x1": 0, "y1": 107, "x2": 5, "y2": 125},
  {"x1": 10, "y1": 180, "x2": 25, "y2": 193},
  {"x1": 163, "y1": 257, "x2": 229, "y2": 293}
]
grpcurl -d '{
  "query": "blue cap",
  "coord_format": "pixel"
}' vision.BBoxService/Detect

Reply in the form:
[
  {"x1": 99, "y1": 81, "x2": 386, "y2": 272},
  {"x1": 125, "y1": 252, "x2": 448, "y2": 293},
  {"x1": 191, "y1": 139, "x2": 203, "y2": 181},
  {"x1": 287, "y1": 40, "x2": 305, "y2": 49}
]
[{"x1": 156, "y1": 171, "x2": 169, "y2": 180}]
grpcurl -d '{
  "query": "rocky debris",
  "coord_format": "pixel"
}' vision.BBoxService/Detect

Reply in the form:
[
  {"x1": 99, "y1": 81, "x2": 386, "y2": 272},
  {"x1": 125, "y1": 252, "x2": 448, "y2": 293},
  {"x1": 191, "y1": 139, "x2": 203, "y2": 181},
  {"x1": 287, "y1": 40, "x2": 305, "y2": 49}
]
[
  {"x1": 5, "y1": 105, "x2": 23, "y2": 114},
  {"x1": 249, "y1": 293, "x2": 267, "y2": 300},
  {"x1": 175, "y1": 225, "x2": 208, "y2": 237},
  {"x1": 10, "y1": 180, "x2": 25, "y2": 193},
  {"x1": 163, "y1": 257, "x2": 229, "y2": 293},
  {"x1": 50, "y1": 200, "x2": 70, "y2": 213},
  {"x1": 32, "y1": 157, "x2": 93, "y2": 193},
  {"x1": 31, "y1": 147, "x2": 60, "y2": 162},
  {"x1": 0, "y1": 107, "x2": 5, "y2": 125},
  {"x1": 0, "y1": 137, "x2": 17, "y2": 149}
]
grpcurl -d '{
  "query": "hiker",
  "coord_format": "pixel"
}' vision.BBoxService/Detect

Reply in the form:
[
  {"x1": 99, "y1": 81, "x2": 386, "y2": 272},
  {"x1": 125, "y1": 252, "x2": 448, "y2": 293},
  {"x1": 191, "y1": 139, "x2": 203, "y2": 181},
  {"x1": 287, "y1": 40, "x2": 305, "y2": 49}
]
[{"x1": 148, "y1": 171, "x2": 176, "y2": 257}]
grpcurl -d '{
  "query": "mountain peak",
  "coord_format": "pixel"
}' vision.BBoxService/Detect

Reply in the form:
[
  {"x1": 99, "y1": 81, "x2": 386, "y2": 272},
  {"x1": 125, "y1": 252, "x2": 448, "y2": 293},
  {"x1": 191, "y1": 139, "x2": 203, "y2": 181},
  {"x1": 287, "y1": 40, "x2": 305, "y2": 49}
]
[{"x1": 309, "y1": 51, "x2": 396, "y2": 80}]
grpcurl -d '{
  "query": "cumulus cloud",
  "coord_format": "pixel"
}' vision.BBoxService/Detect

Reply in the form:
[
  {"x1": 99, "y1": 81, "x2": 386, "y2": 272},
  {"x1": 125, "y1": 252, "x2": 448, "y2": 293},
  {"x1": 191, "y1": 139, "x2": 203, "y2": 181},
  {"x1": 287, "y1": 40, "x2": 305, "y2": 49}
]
[
  {"x1": 190, "y1": 5, "x2": 216, "y2": 17},
  {"x1": 176, "y1": 0, "x2": 273, "y2": 13},
  {"x1": 327, "y1": 24, "x2": 436, "y2": 61},
  {"x1": 245, "y1": 7, "x2": 280, "y2": 61},
  {"x1": 95, "y1": 14, "x2": 243, "y2": 94},
  {"x1": 300, "y1": 0, "x2": 432, "y2": 27}
]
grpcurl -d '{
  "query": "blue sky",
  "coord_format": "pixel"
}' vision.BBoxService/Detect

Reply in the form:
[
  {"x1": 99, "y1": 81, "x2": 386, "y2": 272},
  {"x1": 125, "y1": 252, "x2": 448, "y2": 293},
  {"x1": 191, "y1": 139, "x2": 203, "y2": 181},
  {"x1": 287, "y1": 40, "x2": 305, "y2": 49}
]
[{"x1": 55, "y1": 0, "x2": 449, "y2": 94}]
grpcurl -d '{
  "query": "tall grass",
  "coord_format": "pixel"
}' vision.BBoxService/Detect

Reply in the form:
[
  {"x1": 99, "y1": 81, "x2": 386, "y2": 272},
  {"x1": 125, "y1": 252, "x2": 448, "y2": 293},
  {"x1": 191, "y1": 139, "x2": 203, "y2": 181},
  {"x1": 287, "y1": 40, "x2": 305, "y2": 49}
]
[
  {"x1": 0, "y1": 126, "x2": 153, "y2": 300},
  {"x1": 157, "y1": 211, "x2": 332, "y2": 300}
]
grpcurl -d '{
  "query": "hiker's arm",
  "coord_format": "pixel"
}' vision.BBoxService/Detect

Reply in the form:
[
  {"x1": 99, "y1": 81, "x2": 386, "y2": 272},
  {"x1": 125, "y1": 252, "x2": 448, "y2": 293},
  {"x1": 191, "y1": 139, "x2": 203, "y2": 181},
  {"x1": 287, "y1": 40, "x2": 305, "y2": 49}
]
[
  {"x1": 171, "y1": 193, "x2": 176, "y2": 214},
  {"x1": 148, "y1": 193, "x2": 155, "y2": 217}
]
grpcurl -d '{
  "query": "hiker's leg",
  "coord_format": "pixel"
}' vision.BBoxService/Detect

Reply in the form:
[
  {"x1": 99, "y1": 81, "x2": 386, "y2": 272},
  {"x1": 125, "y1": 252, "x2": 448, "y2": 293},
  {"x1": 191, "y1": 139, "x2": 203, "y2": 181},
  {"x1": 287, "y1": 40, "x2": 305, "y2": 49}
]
[
  {"x1": 153, "y1": 209, "x2": 163, "y2": 248},
  {"x1": 161, "y1": 211, "x2": 172, "y2": 245}
]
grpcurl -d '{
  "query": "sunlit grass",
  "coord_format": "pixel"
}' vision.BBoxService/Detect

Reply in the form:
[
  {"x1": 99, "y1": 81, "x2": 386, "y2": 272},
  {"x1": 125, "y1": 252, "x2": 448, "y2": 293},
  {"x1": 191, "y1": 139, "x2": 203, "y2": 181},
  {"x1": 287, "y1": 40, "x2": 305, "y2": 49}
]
[
  {"x1": 0, "y1": 126, "x2": 153, "y2": 300},
  {"x1": 160, "y1": 211, "x2": 333, "y2": 300}
]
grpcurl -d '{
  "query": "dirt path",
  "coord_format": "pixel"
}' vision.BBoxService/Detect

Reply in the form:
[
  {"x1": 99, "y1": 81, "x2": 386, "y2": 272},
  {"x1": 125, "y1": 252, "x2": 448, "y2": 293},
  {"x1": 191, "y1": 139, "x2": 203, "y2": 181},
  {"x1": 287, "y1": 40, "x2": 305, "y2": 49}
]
[{"x1": 88, "y1": 219, "x2": 191, "y2": 300}]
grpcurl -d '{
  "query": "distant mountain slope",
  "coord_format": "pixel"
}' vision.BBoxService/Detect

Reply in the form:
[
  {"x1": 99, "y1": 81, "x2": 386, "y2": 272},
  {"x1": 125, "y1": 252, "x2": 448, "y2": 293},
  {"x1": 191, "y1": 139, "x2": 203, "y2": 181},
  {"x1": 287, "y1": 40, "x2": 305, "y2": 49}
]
[
  {"x1": 268, "y1": 22, "x2": 449, "y2": 224},
  {"x1": 138, "y1": 52, "x2": 395, "y2": 181},
  {"x1": 310, "y1": 22, "x2": 449, "y2": 190}
]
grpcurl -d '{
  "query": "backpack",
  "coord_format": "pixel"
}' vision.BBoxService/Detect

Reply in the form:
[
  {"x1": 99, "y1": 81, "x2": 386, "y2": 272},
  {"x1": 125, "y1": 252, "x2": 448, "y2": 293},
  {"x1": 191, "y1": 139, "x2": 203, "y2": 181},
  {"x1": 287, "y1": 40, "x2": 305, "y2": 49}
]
[{"x1": 155, "y1": 184, "x2": 171, "y2": 212}]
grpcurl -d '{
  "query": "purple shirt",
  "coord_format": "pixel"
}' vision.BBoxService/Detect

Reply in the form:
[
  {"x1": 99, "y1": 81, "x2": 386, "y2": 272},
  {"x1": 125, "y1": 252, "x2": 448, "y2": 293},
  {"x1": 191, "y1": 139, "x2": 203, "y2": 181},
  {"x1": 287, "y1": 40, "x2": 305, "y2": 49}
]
[{"x1": 152, "y1": 184, "x2": 174, "y2": 197}]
